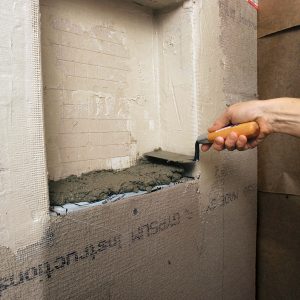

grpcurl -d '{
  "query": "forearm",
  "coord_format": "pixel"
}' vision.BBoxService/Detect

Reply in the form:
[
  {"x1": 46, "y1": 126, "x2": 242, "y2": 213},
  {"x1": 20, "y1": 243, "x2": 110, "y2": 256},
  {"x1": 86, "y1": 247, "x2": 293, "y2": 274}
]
[
  {"x1": 261, "y1": 98, "x2": 300, "y2": 137},
  {"x1": 202, "y1": 97, "x2": 300, "y2": 152}
]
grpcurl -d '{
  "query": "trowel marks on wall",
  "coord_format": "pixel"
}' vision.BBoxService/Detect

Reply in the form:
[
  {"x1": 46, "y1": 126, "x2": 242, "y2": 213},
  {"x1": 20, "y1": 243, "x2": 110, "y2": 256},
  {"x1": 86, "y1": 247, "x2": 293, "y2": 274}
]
[
  {"x1": 41, "y1": 0, "x2": 159, "y2": 180},
  {"x1": 41, "y1": 0, "x2": 199, "y2": 180}
]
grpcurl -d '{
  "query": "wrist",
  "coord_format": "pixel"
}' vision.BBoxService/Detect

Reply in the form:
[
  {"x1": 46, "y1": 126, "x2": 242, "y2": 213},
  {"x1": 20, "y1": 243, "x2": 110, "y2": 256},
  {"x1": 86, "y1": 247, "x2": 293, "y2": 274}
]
[
  {"x1": 260, "y1": 98, "x2": 300, "y2": 135},
  {"x1": 256, "y1": 100, "x2": 276, "y2": 134}
]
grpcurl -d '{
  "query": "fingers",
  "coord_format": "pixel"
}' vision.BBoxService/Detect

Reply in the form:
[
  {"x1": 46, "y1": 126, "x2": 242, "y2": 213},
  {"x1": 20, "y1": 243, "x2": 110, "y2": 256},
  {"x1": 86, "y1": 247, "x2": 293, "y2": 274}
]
[
  {"x1": 223, "y1": 133, "x2": 256, "y2": 151},
  {"x1": 224, "y1": 132, "x2": 238, "y2": 151},
  {"x1": 202, "y1": 134, "x2": 254, "y2": 152},
  {"x1": 236, "y1": 135, "x2": 248, "y2": 151},
  {"x1": 212, "y1": 136, "x2": 225, "y2": 151},
  {"x1": 248, "y1": 139, "x2": 258, "y2": 148},
  {"x1": 201, "y1": 134, "x2": 259, "y2": 153},
  {"x1": 201, "y1": 144, "x2": 211, "y2": 152}
]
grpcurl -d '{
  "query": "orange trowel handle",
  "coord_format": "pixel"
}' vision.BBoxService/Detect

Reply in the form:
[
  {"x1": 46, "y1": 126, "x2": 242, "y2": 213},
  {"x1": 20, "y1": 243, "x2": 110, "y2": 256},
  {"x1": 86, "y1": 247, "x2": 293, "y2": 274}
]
[{"x1": 207, "y1": 121, "x2": 260, "y2": 142}]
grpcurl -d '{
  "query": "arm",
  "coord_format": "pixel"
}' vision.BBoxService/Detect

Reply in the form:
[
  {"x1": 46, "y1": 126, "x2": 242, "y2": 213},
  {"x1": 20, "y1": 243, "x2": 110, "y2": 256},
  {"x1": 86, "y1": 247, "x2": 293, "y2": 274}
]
[{"x1": 201, "y1": 98, "x2": 300, "y2": 152}]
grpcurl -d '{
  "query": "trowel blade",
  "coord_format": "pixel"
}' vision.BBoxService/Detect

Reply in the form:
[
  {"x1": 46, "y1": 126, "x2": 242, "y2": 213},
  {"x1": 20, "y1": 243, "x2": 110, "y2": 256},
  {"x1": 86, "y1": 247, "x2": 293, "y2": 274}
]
[
  {"x1": 144, "y1": 150, "x2": 195, "y2": 164},
  {"x1": 196, "y1": 133, "x2": 210, "y2": 144}
]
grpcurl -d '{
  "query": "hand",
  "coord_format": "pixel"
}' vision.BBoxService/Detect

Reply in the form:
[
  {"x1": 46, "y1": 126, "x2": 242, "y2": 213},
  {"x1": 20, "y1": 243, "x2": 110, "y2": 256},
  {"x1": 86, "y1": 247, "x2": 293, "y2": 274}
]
[{"x1": 201, "y1": 100, "x2": 273, "y2": 152}]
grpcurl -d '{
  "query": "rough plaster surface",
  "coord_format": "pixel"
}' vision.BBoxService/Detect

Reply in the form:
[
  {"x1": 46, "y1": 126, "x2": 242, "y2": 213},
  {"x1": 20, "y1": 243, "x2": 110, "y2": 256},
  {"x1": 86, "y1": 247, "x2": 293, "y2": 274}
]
[
  {"x1": 49, "y1": 159, "x2": 184, "y2": 205},
  {"x1": 0, "y1": 0, "x2": 49, "y2": 252}
]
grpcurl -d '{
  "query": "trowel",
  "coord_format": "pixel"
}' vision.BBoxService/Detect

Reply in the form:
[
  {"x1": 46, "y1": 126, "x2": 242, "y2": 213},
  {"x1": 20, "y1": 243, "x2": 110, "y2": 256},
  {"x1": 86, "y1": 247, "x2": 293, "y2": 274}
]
[{"x1": 144, "y1": 121, "x2": 260, "y2": 163}]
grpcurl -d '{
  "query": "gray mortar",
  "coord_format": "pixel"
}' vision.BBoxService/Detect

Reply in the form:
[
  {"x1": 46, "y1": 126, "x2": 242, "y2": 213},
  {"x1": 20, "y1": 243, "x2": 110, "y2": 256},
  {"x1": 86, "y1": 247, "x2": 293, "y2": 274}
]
[{"x1": 49, "y1": 159, "x2": 184, "y2": 206}]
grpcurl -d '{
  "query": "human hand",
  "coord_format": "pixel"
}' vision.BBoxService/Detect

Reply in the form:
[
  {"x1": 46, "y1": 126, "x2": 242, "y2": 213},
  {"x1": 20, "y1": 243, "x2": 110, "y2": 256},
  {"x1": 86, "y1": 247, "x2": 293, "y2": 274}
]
[{"x1": 201, "y1": 100, "x2": 273, "y2": 152}]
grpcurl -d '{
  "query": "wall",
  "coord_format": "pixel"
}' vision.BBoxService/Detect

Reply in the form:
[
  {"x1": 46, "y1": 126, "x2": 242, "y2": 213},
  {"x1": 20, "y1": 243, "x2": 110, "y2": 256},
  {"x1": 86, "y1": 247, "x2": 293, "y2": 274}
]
[
  {"x1": 42, "y1": 0, "x2": 160, "y2": 180},
  {"x1": 157, "y1": 1, "x2": 200, "y2": 156},
  {"x1": 42, "y1": 0, "x2": 257, "y2": 181},
  {"x1": 0, "y1": 181, "x2": 258, "y2": 300},
  {"x1": 197, "y1": 1, "x2": 257, "y2": 296},
  {"x1": 42, "y1": 0, "x2": 201, "y2": 180},
  {"x1": 0, "y1": 0, "x2": 258, "y2": 299},
  {"x1": 0, "y1": 0, "x2": 49, "y2": 252}
]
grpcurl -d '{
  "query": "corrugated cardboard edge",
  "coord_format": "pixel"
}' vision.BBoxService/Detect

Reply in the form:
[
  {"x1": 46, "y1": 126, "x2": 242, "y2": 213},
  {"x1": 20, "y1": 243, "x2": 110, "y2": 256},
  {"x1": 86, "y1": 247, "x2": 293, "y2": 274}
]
[{"x1": 258, "y1": 0, "x2": 300, "y2": 38}]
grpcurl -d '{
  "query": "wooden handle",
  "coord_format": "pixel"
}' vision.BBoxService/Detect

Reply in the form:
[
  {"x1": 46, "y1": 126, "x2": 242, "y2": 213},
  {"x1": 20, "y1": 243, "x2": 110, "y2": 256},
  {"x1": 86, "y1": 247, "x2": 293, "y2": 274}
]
[{"x1": 207, "y1": 121, "x2": 260, "y2": 142}]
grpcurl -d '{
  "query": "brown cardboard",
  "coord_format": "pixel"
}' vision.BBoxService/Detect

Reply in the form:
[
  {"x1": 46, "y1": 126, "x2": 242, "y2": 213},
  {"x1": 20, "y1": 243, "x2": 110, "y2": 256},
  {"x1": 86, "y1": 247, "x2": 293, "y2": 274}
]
[
  {"x1": 257, "y1": 2, "x2": 300, "y2": 298},
  {"x1": 258, "y1": 0, "x2": 300, "y2": 38},
  {"x1": 257, "y1": 27, "x2": 300, "y2": 195},
  {"x1": 0, "y1": 182, "x2": 257, "y2": 299},
  {"x1": 257, "y1": 192, "x2": 300, "y2": 299}
]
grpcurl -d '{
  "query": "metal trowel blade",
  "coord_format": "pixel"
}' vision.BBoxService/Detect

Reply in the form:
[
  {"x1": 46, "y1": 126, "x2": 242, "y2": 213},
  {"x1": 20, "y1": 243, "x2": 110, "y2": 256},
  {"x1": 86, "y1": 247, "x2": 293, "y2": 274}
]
[{"x1": 144, "y1": 150, "x2": 195, "y2": 164}]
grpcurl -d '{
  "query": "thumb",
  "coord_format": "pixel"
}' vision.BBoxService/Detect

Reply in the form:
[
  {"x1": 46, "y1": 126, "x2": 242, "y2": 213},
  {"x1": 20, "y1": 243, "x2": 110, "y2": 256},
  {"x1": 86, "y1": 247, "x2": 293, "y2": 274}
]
[{"x1": 208, "y1": 112, "x2": 231, "y2": 133}]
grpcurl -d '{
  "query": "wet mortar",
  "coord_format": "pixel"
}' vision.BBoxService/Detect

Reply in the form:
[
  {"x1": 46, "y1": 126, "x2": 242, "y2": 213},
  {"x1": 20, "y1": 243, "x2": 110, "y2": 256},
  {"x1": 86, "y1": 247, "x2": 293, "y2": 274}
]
[{"x1": 49, "y1": 159, "x2": 184, "y2": 206}]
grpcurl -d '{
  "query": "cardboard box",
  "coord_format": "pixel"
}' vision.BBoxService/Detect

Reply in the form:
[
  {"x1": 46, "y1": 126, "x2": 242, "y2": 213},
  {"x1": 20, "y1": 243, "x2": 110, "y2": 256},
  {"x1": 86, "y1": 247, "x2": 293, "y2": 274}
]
[
  {"x1": 257, "y1": 192, "x2": 300, "y2": 300},
  {"x1": 0, "y1": 0, "x2": 257, "y2": 299},
  {"x1": 257, "y1": 0, "x2": 300, "y2": 298},
  {"x1": 258, "y1": 0, "x2": 300, "y2": 195}
]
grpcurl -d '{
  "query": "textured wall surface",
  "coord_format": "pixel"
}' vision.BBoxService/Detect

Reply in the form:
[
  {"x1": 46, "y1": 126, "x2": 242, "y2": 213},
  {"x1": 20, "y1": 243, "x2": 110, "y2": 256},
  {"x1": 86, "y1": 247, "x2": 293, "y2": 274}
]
[
  {"x1": 0, "y1": 0, "x2": 258, "y2": 299},
  {"x1": 157, "y1": 1, "x2": 200, "y2": 156},
  {"x1": 41, "y1": 0, "x2": 203, "y2": 180},
  {"x1": 0, "y1": 0, "x2": 49, "y2": 252},
  {"x1": 41, "y1": 0, "x2": 161, "y2": 179}
]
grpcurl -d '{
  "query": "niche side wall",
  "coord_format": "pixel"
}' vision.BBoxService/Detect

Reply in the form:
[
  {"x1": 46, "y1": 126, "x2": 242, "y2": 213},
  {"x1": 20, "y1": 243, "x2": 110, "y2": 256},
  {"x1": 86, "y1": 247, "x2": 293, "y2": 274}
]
[{"x1": 157, "y1": 2, "x2": 200, "y2": 155}]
